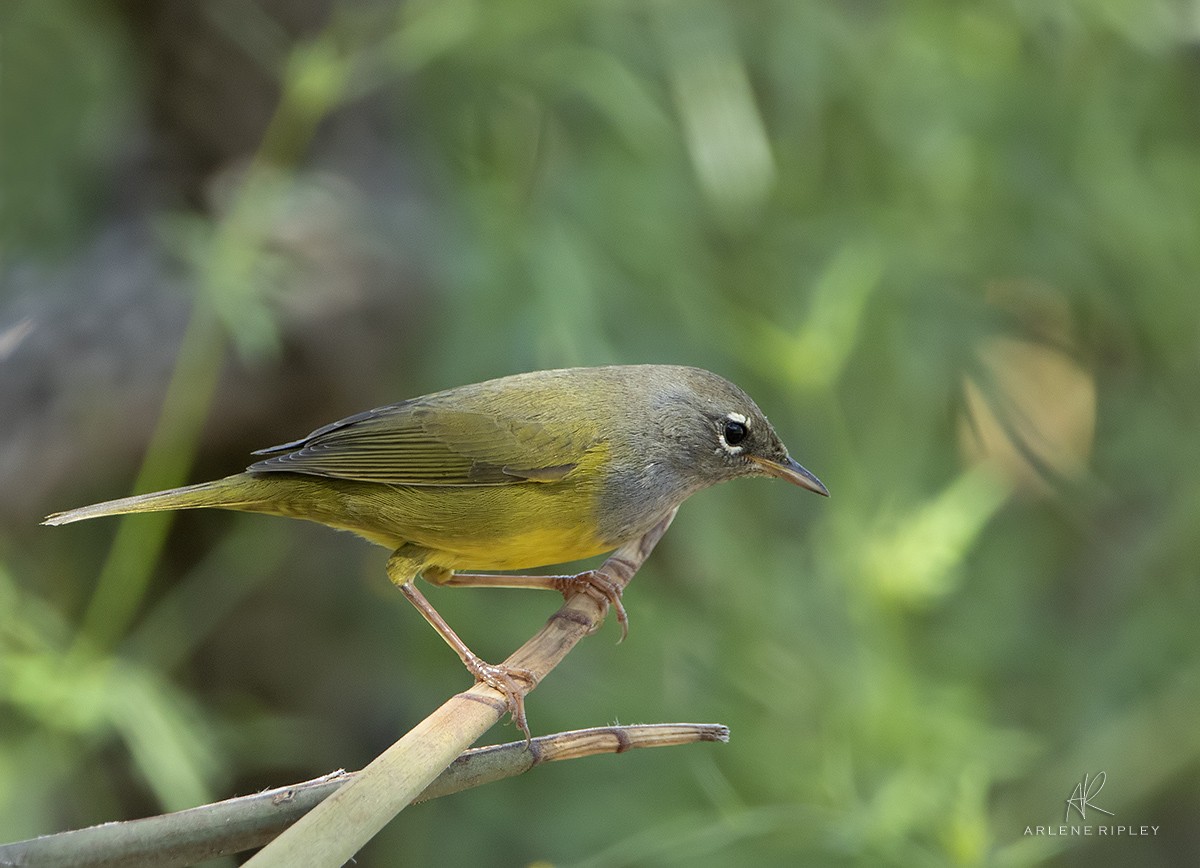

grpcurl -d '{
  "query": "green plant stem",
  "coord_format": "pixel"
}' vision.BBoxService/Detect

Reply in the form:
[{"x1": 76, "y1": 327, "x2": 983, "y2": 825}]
[{"x1": 76, "y1": 305, "x2": 225, "y2": 651}]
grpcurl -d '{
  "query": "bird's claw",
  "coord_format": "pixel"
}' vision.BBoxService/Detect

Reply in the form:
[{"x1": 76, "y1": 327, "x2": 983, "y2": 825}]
[
  {"x1": 560, "y1": 569, "x2": 628, "y2": 642},
  {"x1": 465, "y1": 657, "x2": 538, "y2": 742}
]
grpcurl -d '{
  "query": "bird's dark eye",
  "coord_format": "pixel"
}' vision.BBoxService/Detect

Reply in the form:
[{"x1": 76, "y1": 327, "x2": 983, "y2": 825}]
[{"x1": 723, "y1": 419, "x2": 748, "y2": 446}]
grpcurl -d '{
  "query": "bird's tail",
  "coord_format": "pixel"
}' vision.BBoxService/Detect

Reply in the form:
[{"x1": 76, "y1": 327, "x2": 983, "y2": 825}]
[{"x1": 43, "y1": 476, "x2": 255, "y2": 526}]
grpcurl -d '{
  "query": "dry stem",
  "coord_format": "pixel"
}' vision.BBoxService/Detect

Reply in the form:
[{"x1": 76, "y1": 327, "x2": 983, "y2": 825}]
[{"x1": 0, "y1": 721, "x2": 724, "y2": 867}]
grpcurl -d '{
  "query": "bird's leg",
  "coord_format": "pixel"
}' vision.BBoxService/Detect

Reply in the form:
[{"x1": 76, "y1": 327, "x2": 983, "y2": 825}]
[
  {"x1": 387, "y1": 551, "x2": 538, "y2": 739},
  {"x1": 431, "y1": 569, "x2": 632, "y2": 641},
  {"x1": 384, "y1": 510, "x2": 678, "y2": 738}
]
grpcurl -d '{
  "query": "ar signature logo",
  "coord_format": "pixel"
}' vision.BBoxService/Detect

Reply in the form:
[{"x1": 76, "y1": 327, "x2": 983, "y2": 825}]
[{"x1": 1065, "y1": 772, "x2": 1114, "y2": 822}]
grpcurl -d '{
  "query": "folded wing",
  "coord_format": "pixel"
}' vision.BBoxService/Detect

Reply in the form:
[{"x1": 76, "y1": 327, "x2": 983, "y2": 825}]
[{"x1": 248, "y1": 399, "x2": 592, "y2": 486}]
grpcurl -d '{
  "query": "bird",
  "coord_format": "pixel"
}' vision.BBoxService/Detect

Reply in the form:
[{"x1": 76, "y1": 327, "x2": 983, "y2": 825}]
[{"x1": 45, "y1": 364, "x2": 828, "y2": 736}]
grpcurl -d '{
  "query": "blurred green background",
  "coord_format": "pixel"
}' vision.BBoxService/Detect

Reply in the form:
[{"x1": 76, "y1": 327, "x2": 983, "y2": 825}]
[{"x1": 2, "y1": 0, "x2": 1199, "y2": 865}]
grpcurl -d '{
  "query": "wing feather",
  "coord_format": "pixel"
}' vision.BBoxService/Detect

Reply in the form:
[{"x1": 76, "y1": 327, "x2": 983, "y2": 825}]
[{"x1": 247, "y1": 397, "x2": 592, "y2": 486}]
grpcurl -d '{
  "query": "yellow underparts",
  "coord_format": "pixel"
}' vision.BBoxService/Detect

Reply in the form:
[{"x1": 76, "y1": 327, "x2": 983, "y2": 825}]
[{"x1": 250, "y1": 445, "x2": 615, "y2": 573}]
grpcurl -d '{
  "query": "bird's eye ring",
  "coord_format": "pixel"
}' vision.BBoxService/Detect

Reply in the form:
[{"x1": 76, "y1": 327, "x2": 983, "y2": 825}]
[{"x1": 723, "y1": 419, "x2": 748, "y2": 446}]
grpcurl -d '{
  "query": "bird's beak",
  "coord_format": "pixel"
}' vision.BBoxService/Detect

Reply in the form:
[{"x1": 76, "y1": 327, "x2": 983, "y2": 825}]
[{"x1": 748, "y1": 455, "x2": 830, "y2": 497}]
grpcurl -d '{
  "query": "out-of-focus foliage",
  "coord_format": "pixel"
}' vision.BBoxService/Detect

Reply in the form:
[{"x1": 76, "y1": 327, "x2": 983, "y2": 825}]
[{"x1": 2, "y1": 0, "x2": 1199, "y2": 865}]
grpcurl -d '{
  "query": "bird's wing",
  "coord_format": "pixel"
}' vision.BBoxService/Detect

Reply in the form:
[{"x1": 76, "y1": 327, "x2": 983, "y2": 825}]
[{"x1": 246, "y1": 399, "x2": 591, "y2": 486}]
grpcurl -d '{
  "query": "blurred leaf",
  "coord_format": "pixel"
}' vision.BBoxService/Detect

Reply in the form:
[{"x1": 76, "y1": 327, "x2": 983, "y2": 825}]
[
  {"x1": 861, "y1": 466, "x2": 1011, "y2": 607},
  {"x1": 749, "y1": 240, "x2": 884, "y2": 392},
  {"x1": 657, "y1": 0, "x2": 775, "y2": 227},
  {"x1": 105, "y1": 665, "x2": 221, "y2": 813}
]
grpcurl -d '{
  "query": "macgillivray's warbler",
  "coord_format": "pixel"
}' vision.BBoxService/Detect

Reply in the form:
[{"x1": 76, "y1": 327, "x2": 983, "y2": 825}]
[{"x1": 46, "y1": 364, "x2": 828, "y2": 736}]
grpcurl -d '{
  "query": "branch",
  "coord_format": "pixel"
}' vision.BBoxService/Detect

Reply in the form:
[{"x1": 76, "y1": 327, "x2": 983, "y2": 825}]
[
  {"x1": 0, "y1": 722, "x2": 726, "y2": 867},
  {"x1": 245, "y1": 508, "x2": 679, "y2": 866}
]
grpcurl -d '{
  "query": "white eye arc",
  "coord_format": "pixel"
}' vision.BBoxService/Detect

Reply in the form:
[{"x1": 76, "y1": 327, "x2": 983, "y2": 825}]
[{"x1": 718, "y1": 412, "x2": 750, "y2": 454}]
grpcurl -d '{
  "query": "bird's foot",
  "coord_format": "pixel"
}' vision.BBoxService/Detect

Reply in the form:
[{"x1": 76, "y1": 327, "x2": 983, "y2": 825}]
[
  {"x1": 464, "y1": 655, "x2": 538, "y2": 742},
  {"x1": 556, "y1": 569, "x2": 628, "y2": 642}
]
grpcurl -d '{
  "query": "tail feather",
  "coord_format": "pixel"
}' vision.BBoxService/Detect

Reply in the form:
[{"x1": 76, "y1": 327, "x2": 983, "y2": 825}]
[{"x1": 43, "y1": 477, "x2": 253, "y2": 526}]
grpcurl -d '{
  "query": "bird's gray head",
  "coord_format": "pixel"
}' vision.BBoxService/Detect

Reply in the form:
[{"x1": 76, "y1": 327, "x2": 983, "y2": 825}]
[{"x1": 653, "y1": 367, "x2": 828, "y2": 497}]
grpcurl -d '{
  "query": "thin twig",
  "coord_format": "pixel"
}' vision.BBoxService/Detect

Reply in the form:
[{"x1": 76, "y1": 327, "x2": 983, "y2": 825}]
[
  {"x1": 245, "y1": 508, "x2": 678, "y2": 867},
  {"x1": 0, "y1": 722, "x2": 726, "y2": 867}
]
